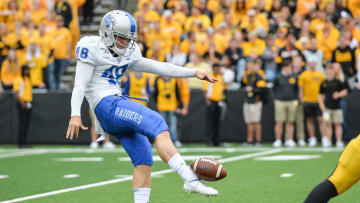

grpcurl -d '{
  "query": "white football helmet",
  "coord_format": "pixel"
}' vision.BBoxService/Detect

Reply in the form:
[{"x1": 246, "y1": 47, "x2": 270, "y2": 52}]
[{"x1": 99, "y1": 10, "x2": 137, "y2": 57}]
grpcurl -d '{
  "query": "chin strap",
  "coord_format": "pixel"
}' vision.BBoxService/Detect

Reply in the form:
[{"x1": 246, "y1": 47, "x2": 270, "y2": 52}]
[{"x1": 108, "y1": 47, "x2": 119, "y2": 57}]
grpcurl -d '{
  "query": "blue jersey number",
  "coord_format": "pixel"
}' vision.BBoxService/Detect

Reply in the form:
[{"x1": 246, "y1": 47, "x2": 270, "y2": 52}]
[
  {"x1": 101, "y1": 65, "x2": 128, "y2": 85},
  {"x1": 76, "y1": 47, "x2": 89, "y2": 59}
]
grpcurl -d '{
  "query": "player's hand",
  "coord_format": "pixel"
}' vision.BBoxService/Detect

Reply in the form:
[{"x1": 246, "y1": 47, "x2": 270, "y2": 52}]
[
  {"x1": 66, "y1": 116, "x2": 88, "y2": 140},
  {"x1": 332, "y1": 92, "x2": 339, "y2": 99},
  {"x1": 195, "y1": 70, "x2": 218, "y2": 83}
]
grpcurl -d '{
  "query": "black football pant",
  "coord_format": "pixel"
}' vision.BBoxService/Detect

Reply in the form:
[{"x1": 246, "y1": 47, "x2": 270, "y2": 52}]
[
  {"x1": 206, "y1": 101, "x2": 221, "y2": 146},
  {"x1": 16, "y1": 102, "x2": 32, "y2": 146}
]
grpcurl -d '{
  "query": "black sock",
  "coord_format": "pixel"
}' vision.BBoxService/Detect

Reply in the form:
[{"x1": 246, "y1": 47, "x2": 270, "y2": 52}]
[{"x1": 304, "y1": 179, "x2": 338, "y2": 203}]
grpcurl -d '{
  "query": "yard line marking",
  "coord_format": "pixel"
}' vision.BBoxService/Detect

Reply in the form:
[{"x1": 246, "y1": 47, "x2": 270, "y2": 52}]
[
  {"x1": 114, "y1": 175, "x2": 131, "y2": 178},
  {"x1": 118, "y1": 155, "x2": 223, "y2": 162},
  {"x1": 0, "y1": 147, "x2": 343, "y2": 158},
  {"x1": 0, "y1": 149, "x2": 281, "y2": 203},
  {"x1": 63, "y1": 174, "x2": 80, "y2": 179},
  {"x1": 53, "y1": 157, "x2": 104, "y2": 162},
  {"x1": 0, "y1": 175, "x2": 9, "y2": 179},
  {"x1": 280, "y1": 173, "x2": 293, "y2": 178},
  {"x1": 219, "y1": 149, "x2": 282, "y2": 163},
  {"x1": 0, "y1": 150, "x2": 48, "y2": 159},
  {"x1": 255, "y1": 155, "x2": 321, "y2": 161}
]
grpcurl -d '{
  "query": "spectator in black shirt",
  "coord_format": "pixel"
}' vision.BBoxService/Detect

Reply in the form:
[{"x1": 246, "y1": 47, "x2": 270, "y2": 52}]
[
  {"x1": 276, "y1": 31, "x2": 306, "y2": 71},
  {"x1": 54, "y1": 0, "x2": 73, "y2": 28},
  {"x1": 273, "y1": 62, "x2": 298, "y2": 148},
  {"x1": 319, "y1": 64, "x2": 347, "y2": 148},
  {"x1": 332, "y1": 35, "x2": 356, "y2": 78},
  {"x1": 224, "y1": 39, "x2": 243, "y2": 67},
  {"x1": 241, "y1": 59, "x2": 266, "y2": 145}
]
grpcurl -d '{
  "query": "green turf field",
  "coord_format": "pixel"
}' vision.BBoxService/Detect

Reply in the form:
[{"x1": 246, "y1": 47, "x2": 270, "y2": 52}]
[{"x1": 0, "y1": 145, "x2": 359, "y2": 203}]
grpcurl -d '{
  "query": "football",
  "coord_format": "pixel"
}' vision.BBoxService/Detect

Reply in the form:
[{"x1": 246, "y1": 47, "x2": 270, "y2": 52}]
[{"x1": 190, "y1": 158, "x2": 227, "y2": 181}]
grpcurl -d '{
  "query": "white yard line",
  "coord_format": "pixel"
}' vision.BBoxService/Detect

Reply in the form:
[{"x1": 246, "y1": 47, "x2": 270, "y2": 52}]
[
  {"x1": 0, "y1": 147, "x2": 342, "y2": 159},
  {"x1": 0, "y1": 149, "x2": 281, "y2": 203}
]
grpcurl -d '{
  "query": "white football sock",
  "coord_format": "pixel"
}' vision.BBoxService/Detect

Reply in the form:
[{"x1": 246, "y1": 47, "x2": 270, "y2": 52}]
[
  {"x1": 167, "y1": 153, "x2": 199, "y2": 182},
  {"x1": 133, "y1": 188, "x2": 151, "y2": 203}
]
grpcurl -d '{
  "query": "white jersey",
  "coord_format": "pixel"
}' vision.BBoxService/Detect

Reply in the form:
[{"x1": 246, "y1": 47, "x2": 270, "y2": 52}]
[
  {"x1": 75, "y1": 36, "x2": 142, "y2": 110},
  {"x1": 71, "y1": 35, "x2": 197, "y2": 135}
]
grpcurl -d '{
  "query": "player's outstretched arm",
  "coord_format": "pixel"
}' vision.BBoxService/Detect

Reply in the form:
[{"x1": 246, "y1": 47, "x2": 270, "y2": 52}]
[
  {"x1": 132, "y1": 57, "x2": 218, "y2": 83},
  {"x1": 66, "y1": 61, "x2": 94, "y2": 139}
]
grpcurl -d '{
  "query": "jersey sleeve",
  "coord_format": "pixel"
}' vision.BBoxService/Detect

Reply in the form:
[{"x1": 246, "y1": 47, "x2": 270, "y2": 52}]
[
  {"x1": 131, "y1": 42, "x2": 143, "y2": 63},
  {"x1": 75, "y1": 37, "x2": 98, "y2": 66},
  {"x1": 298, "y1": 73, "x2": 304, "y2": 87},
  {"x1": 13, "y1": 77, "x2": 21, "y2": 92}
]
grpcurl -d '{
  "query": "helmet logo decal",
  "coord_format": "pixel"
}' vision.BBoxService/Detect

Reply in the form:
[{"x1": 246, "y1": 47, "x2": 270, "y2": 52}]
[{"x1": 104, "y1": 15, "x2": 115, "y2": 30}]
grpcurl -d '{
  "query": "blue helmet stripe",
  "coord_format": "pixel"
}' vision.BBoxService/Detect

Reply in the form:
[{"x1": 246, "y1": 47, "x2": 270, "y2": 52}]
[{"x1": 124, "y1": 11, "x2": 136, "y2": 33}]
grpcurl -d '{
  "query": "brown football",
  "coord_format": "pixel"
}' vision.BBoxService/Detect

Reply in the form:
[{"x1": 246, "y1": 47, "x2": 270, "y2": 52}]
[{"x1": 189, "y1": 158, "x2": 227, "y2": 181}]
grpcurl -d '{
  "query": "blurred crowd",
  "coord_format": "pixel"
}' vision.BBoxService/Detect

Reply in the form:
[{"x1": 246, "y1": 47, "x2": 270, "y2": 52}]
[
  {"x1": 0, "y1": 0, "x2": 90, "y2": 91},
  {"x1": 129, "y1": 0, "x2": 360, "y2": 148}
]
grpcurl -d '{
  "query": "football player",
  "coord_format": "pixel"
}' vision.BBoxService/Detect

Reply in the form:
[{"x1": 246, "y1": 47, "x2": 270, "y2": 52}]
[
  {"x1": 66, "y1": 10, "x2": 219, "y2": 203},
  {"x1": 304, "y1": 135, "x2": 360, "y2": 202}
]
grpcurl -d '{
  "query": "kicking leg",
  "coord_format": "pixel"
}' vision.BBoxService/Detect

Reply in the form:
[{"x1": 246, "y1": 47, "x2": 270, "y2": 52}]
[{"x1": 155, "y1": 131, "x2": 218, "y2": 195}]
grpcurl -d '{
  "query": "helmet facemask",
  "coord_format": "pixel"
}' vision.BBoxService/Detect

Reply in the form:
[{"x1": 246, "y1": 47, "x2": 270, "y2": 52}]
[{"x1": 111, "y1": 32, "x2": 136, "y2": 57}]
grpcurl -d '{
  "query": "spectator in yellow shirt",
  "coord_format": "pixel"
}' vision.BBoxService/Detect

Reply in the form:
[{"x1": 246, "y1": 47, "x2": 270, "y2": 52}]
[
  {"x1": 298, "y1": 57, "x2": 325, "y2": 147},
  {"x1": 213, "y1": 22, "x2": 232, "y2": 54},
  {"x1": 21, "y1": 0, "x2": 47, "y2": 11},
  {"x1": 348, "y1": 0, "x2": 360, "y2": 18},
  {"x1": 296, "y1": 0, "x2": 317, "y2": 16},
  {"x1": 146, "y1": 40, "x2": 166, "y2": 62},
  {"x1": 184, "y1": 7, "x2": 211, "y2": 32},
  {"x1": 35, "y1": 24, "x2": 55, "y2": 90},
  {"x1": 52, "y1": 15, "x2": 72, "y2": 90},
  {"x1": 184, "y1": 53, "x2": 212, "y2": 89},
  {"x1": 144, "y1": 22, "x2": 172, "y2": 54},
  {"x1": 242, "y1": 32, "x2": 266, "y2": 58},
  {"x1": 1, "y1": 48, "x2": 22, "y2": 90},
  {"x1": 240, "y1": 9, "x2": 269, "y2": 34},
  {"x1": 316, "y1": 19, "x2": 340, "y2": 63},
  {"x1": 203, "y1": 63, "x2": 226, "y2": 146},
  {"x1": 310, "y1": 10, "x2": 326, "y2": 34},
  {"x1": 123, "y1": 71, "x2": 151, "y2": 107},
  {"x1": 134, "y1": 1, "x2": 160, "y2": 24},
  {"x1": 213, "y1": 5, "x2": 238, "y2": 28},
  {"x1": 13, "y1": 65, "x2": 33, "y2": 148},
  {"x1": 25, "y1": 41, "x2": 46, "y2": 88},
  {"x1": 274, "y1": 27, "x2": 287, "y2": 49},
  {"x1": 172, "y1": 2, "x2": 187, "y2": 25},
  {"x1": 160, "y1": 10, "x2": 183, "y2": 45},
  {"x1": 180, "y1": 31, "x2": 208, "y2": 56},
  {"x1": 1, "y1": 0, "x2": 24, "y2": 32},
  {"x1": 154, "y1": 76, "x2": 182, "y2": 147},
  {"x1": 29, "y1": 0, "x2": 46, "y2": 26}
]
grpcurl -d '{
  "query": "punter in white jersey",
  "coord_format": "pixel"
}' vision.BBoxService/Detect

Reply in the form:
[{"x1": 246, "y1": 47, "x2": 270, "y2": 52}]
[{"x1": 66, "y1": 10, "x2": 219, "y2": 203}]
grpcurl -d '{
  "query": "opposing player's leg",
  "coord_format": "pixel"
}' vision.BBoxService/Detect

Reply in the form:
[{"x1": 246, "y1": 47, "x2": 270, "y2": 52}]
[{"x1": 304, "y1": 135, "x2": 360, "y2": 203}]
